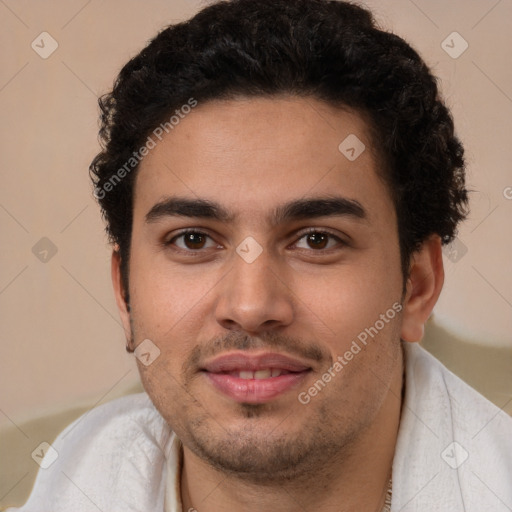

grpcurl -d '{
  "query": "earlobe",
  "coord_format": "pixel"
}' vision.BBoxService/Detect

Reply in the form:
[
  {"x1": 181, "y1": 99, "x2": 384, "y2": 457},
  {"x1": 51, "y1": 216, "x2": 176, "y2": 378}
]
[
  {"x1": 111, "y1": 249, "x2": 133, "y2": 346},
  {"x1": 400, "y1": 235, "x2": 445, "y2": 343}
]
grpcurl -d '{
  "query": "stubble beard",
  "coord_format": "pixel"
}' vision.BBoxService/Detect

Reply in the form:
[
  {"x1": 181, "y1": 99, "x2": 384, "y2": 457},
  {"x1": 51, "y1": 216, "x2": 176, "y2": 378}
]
[{"x1": 178, "y1": 396, "x2": 372, "y2": 486}]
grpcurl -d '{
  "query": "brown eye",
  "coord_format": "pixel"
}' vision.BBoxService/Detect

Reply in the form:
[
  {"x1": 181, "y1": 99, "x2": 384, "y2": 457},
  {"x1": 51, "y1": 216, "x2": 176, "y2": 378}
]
[
  {"x1": 306, "y1": 232, "x2": 329, "y2": 249},
  {"x1": 295, "y1": 230, "x2": 343, "y2": 251},
  {"x1": 167, "y1": 231, "x2": 217, "y2": 251},
  {"x1": 182, "y1": 232, "x2": 207, "y2": 249}
]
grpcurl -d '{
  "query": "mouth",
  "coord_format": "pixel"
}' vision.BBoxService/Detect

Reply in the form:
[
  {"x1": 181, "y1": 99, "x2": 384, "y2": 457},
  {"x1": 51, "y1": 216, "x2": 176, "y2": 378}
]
[{"x1": 201, "y1": 352, "x2": 312, "y2": 404}]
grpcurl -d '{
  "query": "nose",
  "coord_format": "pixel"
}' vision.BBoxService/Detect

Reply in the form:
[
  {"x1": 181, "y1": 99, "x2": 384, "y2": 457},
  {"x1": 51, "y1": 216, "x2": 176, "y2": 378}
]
[{"x1": 214, "y1": 247, "x2": 294, "y2": 334}]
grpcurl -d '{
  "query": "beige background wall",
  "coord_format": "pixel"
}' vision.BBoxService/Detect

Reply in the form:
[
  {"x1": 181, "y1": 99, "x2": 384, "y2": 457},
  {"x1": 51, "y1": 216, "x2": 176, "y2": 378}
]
[{"x1": 1, "y1": 0, "x2": 511, "y2": 506}]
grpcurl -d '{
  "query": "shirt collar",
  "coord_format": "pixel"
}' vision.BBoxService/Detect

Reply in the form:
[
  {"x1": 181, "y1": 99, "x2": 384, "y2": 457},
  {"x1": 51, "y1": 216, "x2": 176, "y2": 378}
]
[{"x1": 164, "y1": 431, "x2": 184, "y2": 512}]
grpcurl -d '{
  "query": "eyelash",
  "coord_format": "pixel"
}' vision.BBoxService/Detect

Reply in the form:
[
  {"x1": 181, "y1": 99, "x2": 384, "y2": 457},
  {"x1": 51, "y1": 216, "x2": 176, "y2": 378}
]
[{"x1": 164, "y1": 228, "x2": 346, "y2": 255}]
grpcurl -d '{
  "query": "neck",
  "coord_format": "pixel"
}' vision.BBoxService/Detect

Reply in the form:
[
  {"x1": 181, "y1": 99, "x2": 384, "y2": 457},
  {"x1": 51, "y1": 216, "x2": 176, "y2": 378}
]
[{"x1": 181, "y1": 350, "x2": 404, "y2": 512}]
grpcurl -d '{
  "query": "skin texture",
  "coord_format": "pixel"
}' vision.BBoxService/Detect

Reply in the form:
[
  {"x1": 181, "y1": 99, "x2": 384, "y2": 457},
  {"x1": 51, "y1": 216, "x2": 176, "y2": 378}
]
[{"x1": 111, "y1": 96, "x2": 444, "y2": 511}]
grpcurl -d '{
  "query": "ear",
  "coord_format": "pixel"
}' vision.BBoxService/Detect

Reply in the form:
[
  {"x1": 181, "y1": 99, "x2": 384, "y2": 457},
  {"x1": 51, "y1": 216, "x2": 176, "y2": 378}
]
[
  {"x1": 111, "y1": 249, "x2": 132, "y2": 346},
  {"x1": 401, "y1": 235, "x2": 445, "y2": 343}
]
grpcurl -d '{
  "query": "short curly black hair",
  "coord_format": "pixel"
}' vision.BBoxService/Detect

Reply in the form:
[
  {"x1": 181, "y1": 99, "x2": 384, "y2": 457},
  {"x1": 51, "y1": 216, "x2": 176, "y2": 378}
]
[{"x1": 89, "y1": 0, "x2": 468, "y2": 301}]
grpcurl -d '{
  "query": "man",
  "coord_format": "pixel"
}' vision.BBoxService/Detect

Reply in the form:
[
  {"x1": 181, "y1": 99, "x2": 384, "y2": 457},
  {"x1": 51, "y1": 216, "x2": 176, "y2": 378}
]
[{"x1": 9, "y1": 0, "x2": 512, "y2": 511}]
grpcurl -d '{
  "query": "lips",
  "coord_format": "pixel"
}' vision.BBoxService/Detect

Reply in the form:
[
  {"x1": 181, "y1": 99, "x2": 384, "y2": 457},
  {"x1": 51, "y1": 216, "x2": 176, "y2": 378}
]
[{"x1": 201, "y1": 352, "x2": 312, "y2": 403}]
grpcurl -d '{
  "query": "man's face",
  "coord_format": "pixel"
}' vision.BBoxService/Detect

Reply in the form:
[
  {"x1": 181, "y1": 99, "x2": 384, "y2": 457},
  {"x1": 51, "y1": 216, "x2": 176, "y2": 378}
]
[{"x1": 121, "y1": 96, "x2": 405, "y2": 480}]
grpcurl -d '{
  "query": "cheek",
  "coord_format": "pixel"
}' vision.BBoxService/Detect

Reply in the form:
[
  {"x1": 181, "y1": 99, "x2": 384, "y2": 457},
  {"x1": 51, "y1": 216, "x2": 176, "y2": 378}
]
[
  {"x1": 292, "y1": 256, "x2": 402, "y2": 353},
  {"x1": 136, "y1": 358, "x2": 197, "y2": 433},
  {"x1": 127, "y1": 252, "x2": 227, "y2": 406},
  {"x1": 129, "y1": 246, "x2": 217, "y2": 336}
]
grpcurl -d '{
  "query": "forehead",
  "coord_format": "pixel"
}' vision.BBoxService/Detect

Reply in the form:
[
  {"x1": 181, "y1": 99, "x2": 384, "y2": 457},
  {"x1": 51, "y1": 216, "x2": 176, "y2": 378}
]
[{"x1": 133, "y1": 96, "x2": 393, "y2": 227}]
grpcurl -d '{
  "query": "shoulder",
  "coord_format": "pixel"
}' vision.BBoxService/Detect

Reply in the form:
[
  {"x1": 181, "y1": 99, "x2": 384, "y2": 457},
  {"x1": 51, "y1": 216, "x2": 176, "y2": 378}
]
[
  {"x1": 58, "y1": 391, "x2": 171, "y2": 450},
  {"x1": 8, "y1": 392, "x2": 172, "y2": 512},
  {"x1": 395, "y1": 342, "x2": 512, "y2": 510},
  {"x1": 405, "y1": 342, "x2": 512, "y2": 439}
]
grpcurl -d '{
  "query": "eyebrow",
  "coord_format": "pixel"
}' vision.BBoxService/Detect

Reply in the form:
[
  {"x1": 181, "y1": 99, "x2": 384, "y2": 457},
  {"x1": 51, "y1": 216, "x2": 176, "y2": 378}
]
[{"x1": 145, "y1": 195, "x2": 367, "y2": 226}]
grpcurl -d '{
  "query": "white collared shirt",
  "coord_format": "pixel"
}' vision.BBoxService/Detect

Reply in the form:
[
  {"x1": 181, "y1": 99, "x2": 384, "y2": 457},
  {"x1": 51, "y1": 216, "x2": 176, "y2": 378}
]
[{"x1": 6, "y1": 342, "x2": 512, "y2": 511}]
